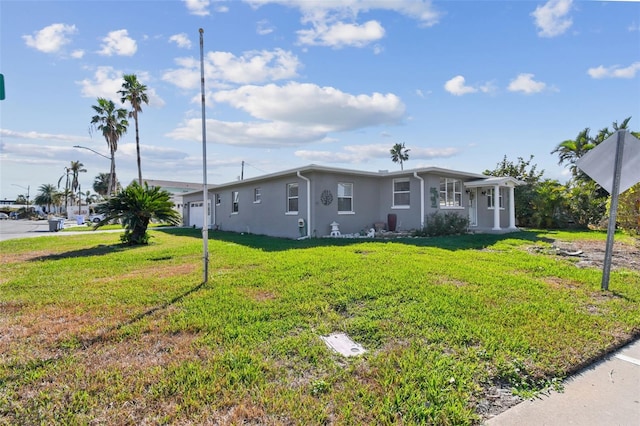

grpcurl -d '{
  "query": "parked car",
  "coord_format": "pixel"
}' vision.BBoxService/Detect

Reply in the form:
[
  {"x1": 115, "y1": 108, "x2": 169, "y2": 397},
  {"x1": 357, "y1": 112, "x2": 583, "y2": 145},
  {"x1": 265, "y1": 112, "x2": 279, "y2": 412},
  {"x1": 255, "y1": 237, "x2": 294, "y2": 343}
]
[
  {"x1": 0, "y1": 213, "x2": 9, "y2": 220},
  {"x1": 89, "y1": 213, "x2": 105, "y2": 223}
]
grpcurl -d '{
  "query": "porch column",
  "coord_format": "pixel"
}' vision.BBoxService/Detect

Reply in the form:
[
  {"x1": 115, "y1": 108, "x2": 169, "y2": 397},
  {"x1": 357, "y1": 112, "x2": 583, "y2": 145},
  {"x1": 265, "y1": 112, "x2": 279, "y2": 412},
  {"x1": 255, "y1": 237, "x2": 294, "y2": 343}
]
[
  {"x1": 508, "y1": 185, "x2": 517, "y2": 230},
  {"x1": 492, "y1": 184, "x2": 501, "y2": 230}
]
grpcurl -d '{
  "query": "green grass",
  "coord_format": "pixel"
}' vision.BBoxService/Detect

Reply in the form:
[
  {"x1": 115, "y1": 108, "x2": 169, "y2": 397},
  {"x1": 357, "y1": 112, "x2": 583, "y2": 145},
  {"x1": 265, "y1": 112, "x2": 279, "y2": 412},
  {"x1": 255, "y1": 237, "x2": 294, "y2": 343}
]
[{"x1": 1, "y1": 229, "x2": 639, "y2": 425}]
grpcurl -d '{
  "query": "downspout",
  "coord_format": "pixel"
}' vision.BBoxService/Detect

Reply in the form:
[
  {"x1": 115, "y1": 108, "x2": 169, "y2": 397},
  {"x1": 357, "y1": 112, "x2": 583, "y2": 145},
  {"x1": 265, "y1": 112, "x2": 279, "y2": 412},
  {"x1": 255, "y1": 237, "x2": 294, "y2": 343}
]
[
  {"x1": 297, "y1": 171, "x2": 311, "y2": 238},
  {"x1": 413, "y1": 172, "x2": 425, "y2": 229}
]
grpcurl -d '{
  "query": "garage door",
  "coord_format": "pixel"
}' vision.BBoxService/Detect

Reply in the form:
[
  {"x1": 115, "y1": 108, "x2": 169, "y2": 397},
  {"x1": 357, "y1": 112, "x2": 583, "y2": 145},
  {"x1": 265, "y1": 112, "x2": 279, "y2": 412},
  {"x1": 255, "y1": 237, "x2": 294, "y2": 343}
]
[{"x1": 189, "y1": 201, "x2": 211, "y2": 228}]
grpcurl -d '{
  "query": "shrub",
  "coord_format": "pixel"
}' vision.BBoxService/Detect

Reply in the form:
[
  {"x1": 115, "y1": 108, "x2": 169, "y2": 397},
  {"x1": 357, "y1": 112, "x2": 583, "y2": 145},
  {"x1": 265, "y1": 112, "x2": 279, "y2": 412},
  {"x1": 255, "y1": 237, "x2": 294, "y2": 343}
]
[{"x1": 414, "y1": 212, "x2": 469, "y2": 237}]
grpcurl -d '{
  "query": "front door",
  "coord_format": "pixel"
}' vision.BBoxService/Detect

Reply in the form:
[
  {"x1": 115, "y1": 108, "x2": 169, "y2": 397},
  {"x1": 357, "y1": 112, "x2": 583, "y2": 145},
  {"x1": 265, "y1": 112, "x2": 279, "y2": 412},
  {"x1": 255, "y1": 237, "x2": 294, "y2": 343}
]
[{"x1": 468, "y1": 188, "x2": 478, "y2": 227}]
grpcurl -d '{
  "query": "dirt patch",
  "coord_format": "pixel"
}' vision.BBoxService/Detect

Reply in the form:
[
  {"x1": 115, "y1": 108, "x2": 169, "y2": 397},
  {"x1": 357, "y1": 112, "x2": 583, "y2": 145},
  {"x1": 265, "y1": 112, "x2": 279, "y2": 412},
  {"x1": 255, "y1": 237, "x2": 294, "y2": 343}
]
[{"x1": 529, "y1": 238, "x2": 640, "y2": 272}]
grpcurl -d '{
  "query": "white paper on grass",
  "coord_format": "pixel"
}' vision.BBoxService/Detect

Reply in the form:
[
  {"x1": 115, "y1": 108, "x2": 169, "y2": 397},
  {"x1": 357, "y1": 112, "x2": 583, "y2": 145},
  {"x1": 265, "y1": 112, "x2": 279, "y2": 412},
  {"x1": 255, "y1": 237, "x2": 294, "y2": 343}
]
[
  {"x1": 576, "y1": 131, "x2": 640, "y2": 195},
  {"x1": 320, "y1": 333, "x2": 366, "y2": 357}
]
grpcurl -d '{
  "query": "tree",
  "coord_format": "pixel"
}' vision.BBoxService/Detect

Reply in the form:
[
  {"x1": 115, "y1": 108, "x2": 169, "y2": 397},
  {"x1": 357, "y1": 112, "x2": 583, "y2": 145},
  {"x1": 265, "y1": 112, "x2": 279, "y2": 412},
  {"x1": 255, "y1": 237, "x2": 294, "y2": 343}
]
[
  {"x1": 57, "y1": 166, "x2": 72, "y2": 214},
  {"x1": 610, "y1": 182, "x2": 640, "y2": 235},
  {"x1": 15, "y1": 194, "x2": 28, "y2": 205},
  {"x1": 484, "y1": 155, "x2": 545, "y2": 227},
  {"x1": 390, "y1": 143, "x2": 410, "y2": 170},
  {"x1": 93, "y1": 173, "x2": 111, "y2": 198},
  {"x1": 90, "y1": 98, "x2": 128, "y2": 196},
  {"x1": 69, "y1": 160, "x2": 87, "y2": 194},
  {"x1": 551, "y1": 117, "x2": 632, "y2": 180},
  {"x1": 94, "y1": 182, "x2": 181, "y2": 245},
  {"x1": 34, "y1": 184, "x2": 59, "y2": 214},
  {"x1": 119, "y1": 74, "x2": 149, "y2": 185}
]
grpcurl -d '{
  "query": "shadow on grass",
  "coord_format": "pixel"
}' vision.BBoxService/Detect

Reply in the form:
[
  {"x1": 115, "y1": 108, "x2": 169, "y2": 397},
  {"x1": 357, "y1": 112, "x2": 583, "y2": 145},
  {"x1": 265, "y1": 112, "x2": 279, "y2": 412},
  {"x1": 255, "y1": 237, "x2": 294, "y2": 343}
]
[
  {"x1": 28, "y1": 243, "x2": 132, "y2": 261},
  {"x1": 2, "y1": 278, "x2": 209, "y2": 385},
  {"x1": 156, "y1": 227, "x2": 555, "y2": 252}
]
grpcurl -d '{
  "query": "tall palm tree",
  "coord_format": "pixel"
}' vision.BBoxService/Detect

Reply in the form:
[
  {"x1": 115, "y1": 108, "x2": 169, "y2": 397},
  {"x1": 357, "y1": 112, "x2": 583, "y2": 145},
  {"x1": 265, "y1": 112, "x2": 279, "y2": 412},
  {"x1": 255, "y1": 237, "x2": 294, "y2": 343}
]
[
  {"x1": 390, "y1": 142, "x2": 410, "y2": 170},
  {"x1": 57, "y1": 166, "x2": 72, "y2": 214},
  {"x1": 94, "y1": 182, "x2": 181, "y2": 245},
  {"x1": 90, "y1": 98, "x2": 128, "y2": 196},
  {"x1": 34, "y1": 184, "x2": 59, "y2": 214},
  {"x1": 70, "y1": 160, "x2": 87, "y2": 194},
  {"x1": 119, "y1": 74, "x2": 149, "y2": 185}
]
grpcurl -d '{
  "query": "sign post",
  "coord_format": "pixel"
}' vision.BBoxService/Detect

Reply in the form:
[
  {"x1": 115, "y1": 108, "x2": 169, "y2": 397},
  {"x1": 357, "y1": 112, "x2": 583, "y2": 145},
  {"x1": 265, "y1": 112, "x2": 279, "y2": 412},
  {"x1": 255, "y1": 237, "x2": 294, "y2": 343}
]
[{"x1": 577, "y1": 129, "x2": 640, "y2": 290}]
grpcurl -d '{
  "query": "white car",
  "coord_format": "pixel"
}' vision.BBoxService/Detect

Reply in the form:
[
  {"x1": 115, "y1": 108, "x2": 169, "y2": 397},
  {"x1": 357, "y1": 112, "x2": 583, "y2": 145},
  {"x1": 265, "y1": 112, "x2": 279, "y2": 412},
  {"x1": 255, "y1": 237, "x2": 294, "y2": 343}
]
[
  {"x1": 0, "y1": 213, "x2": 9, "y2": 220},
  {"x1": 89, "y1": 214, "x2": 105, "y2": 223}
]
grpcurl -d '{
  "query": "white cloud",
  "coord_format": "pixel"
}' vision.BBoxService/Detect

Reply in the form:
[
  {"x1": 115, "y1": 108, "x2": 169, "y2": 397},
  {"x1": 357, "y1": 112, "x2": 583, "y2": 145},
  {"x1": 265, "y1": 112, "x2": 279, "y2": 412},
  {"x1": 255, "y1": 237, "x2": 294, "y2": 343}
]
[
  {"x1": 531, "y1": 0, "x2": 573, "y2": 38},
  {"x1": 297, "y1": 20, "x2": 385, "y2": 48},
  {"x1": 98, "y1": 29, "x2": 137, "y2": 56},
  {"x1": 246, "y1": 0, "x2": 440, "y2": 48},
  {"x1": 184, "y1": 0, "x2": 210, "y2": 16},
  {"x1": 22, "y1": 23, "x2": 77, "y2": 54},
  {"x1": 587, "y1": 62, "x2": 640, "y2": 79},
  {"x1": 169, "y1": 33, "x2": 192, "y2": 49},
  {"x1": 162, "y1": 49, "x2": 301, "y2": 89},
  {"x1": 77, "y1": 66, "x2": 125, "y2": 100},
  {"x1": 507, "y1": 73, "x2": 548, "y2": 94},
  {"x1": 0, "y1": 128, "x2": 90, "y2": 143},
  {"x1": 295, "y1": 143, "x2": 459, "y2": 164},
  {"x1": 444, "y1": 75, "x2": 477, "y2": 96},
  {"x1": 213, "y1": 82, "x2": 405, "y2": 131},
  {"x1": 257, "y1": 19, "x2": 275, "y2": 35},
  {"x1": 168, "y1": 83, "x2": 404, "y2": 147},
  {"x1": 77, "y1": 67, "x2": 165, "y2": 107},
  {"x1": 71, "y1": 50, "x2": 85, "y2": 59}
]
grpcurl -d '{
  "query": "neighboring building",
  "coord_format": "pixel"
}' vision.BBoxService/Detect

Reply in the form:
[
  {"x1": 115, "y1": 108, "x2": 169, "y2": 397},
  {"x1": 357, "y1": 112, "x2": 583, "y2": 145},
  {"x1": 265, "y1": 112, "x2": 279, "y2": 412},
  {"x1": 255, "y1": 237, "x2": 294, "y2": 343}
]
[
  {"x1": 144, "y1": 179, "x2": 217, "y2": 222},
  {"x1": 181, "y1": 164, "x2": 523, "y2": 239}
]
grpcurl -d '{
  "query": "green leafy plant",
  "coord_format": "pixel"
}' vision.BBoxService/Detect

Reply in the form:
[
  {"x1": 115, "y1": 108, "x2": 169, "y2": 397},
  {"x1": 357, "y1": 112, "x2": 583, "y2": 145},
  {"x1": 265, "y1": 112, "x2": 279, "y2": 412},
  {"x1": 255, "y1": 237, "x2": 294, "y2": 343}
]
[
  {"x1": 414, "y1": 211, "x2": 470, "y2": 237},
  {"x1": 94, "y1": 182, "x2": 181, "y2": 245}
]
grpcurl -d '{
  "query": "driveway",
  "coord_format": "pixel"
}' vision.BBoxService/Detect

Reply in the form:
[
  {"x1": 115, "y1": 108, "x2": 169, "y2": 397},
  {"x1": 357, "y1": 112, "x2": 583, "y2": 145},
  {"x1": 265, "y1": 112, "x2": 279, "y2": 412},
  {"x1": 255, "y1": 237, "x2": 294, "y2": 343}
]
[{"x1": 0, "y1": 219, "x2": 54, "y2": 242}]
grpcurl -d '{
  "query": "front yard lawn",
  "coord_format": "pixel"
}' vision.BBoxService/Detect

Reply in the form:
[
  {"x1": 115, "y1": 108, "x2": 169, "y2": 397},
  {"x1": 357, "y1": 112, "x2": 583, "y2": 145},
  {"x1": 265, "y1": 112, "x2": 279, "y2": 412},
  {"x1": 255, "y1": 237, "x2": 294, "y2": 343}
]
[{"x1": 1, "y1": 229, "x2": 638, "y2": 425}]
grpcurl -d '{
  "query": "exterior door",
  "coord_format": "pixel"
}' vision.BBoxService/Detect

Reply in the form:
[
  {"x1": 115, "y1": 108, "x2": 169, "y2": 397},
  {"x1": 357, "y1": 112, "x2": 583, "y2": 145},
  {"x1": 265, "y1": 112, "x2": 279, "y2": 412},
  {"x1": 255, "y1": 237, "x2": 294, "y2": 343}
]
[{"x1": 468, "y1": 188, "x2": 478, "y2": 227}]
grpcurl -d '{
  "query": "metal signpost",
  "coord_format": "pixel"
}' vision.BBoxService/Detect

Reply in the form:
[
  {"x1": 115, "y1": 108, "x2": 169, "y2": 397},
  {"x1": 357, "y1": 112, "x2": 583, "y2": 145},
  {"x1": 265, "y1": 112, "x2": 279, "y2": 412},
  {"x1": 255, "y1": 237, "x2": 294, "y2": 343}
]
[
  {"x1": 199, "y1": 28, "x2": 209, "y2": 283},
  {"x1": 576, "y1": 130, "x2": 640, "y2": 290}
]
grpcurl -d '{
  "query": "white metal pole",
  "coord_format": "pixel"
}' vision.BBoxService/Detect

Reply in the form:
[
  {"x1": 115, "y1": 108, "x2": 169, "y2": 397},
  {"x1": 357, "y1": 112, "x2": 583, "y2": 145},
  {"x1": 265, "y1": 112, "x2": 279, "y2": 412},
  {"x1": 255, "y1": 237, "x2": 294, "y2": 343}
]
[{"x1": 199, "y1": 28, "x2": 209, "y2": 283}]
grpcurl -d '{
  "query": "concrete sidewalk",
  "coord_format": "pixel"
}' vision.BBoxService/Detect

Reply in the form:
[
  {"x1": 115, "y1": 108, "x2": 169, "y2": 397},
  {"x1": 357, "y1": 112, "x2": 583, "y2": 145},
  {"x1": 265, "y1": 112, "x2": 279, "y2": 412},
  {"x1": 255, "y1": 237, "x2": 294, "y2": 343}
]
[{"x1": 484, "y1": 338, "x2": 640, "y2": 425}]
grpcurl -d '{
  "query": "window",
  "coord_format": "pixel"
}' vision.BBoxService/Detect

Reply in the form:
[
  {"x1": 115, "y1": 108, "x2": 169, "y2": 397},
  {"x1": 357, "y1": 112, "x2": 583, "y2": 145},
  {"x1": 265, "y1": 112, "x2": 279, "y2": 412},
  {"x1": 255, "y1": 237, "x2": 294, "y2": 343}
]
[
  {"x1": 254, "y1": 187, "x2": 261, "y2": 203},
  {"x1": 393, "y1": 178, "x2": 410, "y2": 207},
  {"x1": 287, "y1": 183, "x2": 298, "y2": 213},
  {"x1": 487, "y1": 188, "x2": 504, "y2": 209},
  {"x1": 337, "y1": 182, "x2": 353, "y2": 213},
  {"x1": 231, "y1": 191, "x2": 239, "y2": 213},
  {"x1": 439, "y1": 178, "x2": 462, "y2": 208},
  {"x1": 215, "y1": 193, "x2": 221, "y2": 205}
]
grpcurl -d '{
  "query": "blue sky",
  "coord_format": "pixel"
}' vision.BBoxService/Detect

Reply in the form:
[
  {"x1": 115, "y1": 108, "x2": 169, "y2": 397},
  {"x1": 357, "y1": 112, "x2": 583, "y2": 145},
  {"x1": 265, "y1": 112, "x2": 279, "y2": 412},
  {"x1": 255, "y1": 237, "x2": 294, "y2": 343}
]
[{"x1": 1, "y1": 0, "x2": 639, "y2": 200}]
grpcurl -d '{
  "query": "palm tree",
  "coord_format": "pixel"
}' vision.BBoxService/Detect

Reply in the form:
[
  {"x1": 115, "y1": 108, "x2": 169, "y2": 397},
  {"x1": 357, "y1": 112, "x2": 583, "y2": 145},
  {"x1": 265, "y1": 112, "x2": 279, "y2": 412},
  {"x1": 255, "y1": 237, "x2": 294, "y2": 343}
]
[
  {"x1": 34, "y1": 184, "x2": 59, "y2": 214},
  {"x1": 551, "y1": 117, "x2": 633, "y2": 179},
  {"x1": 94, "y1": 182, "x2": 181, "y2": 245},
  {"x1": 69, "y1": 160, "x2": 87, "y2": 194},
  {"x1": 57, "y1": 166, "x2": 72, "y2": 214},
  {"x1": 390, "y1": 142, "x2": 410, "y2": 170},
  {"x1": 90, "y1": 98, "x2": 128, "y2": 196},
  {"x1": 119, "y1": 74, "x2": 149, "y2": 185},
  {"x1": 93, "y1": 172, "x2": 111, "y2": 198}
]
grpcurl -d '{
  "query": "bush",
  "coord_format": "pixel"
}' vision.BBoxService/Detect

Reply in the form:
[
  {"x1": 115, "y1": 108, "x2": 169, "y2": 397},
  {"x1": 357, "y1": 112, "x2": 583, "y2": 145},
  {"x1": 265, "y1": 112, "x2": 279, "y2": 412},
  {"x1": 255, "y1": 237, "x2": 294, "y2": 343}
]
[{"x1": 414, "y1": 212, "x2": 469, "y2": 237}]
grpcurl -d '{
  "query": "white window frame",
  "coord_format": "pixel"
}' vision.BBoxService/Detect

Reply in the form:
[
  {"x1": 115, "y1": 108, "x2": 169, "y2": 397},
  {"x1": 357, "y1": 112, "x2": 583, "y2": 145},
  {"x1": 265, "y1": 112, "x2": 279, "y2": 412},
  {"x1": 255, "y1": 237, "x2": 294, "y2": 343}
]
[
  {"x1": 253, "y1": 187, "x2": 261, "y2": 204},
  {"x1": 286, "y1": 183, "x2": 298, "y2": 214},
  {"x1": 487, "y1": 188, "x2": 504, "y2": 210},
  {"x1": 215, "y1": 193, "x2": 221, "y2": 206},
  {"x1": 337, "y1": 182, "x2": 354, "y2": 214},
  {"x1": 231, "y1": 191, "x2": 239, "y2": 214},
  {"x1": 392, "y1": 178, "x2": 410, "y2": 209},
  {"x1": 439, "y1": 177, "x2": 463, "y2": 209}
]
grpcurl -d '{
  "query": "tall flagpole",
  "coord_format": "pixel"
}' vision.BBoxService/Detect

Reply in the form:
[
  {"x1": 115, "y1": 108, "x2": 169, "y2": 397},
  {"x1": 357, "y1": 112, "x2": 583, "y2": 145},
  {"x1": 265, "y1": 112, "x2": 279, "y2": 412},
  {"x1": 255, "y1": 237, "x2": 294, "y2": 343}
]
[{"x1": 199, "y1": 28, "x2": 209, "y2": 283}]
